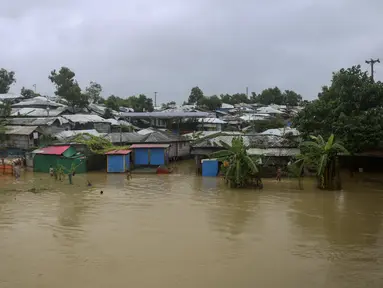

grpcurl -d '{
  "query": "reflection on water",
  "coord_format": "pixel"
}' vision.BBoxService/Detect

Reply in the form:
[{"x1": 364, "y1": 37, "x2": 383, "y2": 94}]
[{"x1": 1, "y1": 166, "x2": 383, "y2": 287}]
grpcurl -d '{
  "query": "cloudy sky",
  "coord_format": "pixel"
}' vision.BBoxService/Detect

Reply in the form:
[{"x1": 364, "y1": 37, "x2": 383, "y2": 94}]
[{"x1": 1, "y1": 0, "x2": 383, "y2": 104}]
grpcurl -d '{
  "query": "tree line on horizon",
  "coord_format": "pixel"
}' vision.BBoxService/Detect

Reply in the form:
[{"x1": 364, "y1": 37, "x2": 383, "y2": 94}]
[
  {"x1": 0, "y1": 66, "x2": 305, "y2": 117},
  {"x1": 1, "y1": 63, "x2": 383, "y2": 153}
]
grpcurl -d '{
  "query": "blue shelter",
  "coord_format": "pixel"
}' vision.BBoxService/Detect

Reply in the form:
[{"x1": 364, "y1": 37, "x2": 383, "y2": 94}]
[
  {"x1": 201, "y1": 159, "x2": 219, "y2": 177},
  {"x1": 105, "y1": 150, "x2": 132, "y2": 173},
  {"x1": 130, "y1": 144, "x2": 170, "y2": 166}
]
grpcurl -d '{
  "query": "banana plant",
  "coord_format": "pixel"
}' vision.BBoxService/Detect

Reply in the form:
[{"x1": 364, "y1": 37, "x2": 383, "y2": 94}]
[
  {"x1": 210, "y1": 137, "x2": 260, "y2": 188},
  {"x1": 292, "y1": 134, "x2": 349, "y2": 190}
]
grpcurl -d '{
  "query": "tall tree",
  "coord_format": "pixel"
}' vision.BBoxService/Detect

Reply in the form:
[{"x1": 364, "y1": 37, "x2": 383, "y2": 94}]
[
  {"x1": 199, "y1": 95, "x2": 222, "y2": 111},
  {"x1": 49, "y1": 67, "x2": 89, "y2": 109},
  {"x1": 0, "y1": 68, "x2": 16, "y2": 93},
  {"x1": 188, "y1": 86, "x2": 204, "y2": 105},
  {"x1": 283, "y1": 90, "x2": 302, "y2": 106},
  {"x1": 293, "y1": 65, "x2": 383, "y2": 153},
  {"x1": 0, "y1": 101, "x2": 11, "y2": 117},
  {"x1": 105, "y1": 95, "x2": 120, "y2": 111},
  {"x1": 20, "y1": 87, "x2": 40, "y2": 99},
  {"x1": 85, "y1": 81, "x2": 103, "y2": 104},
  {"x1": 220, "y1": 94, "x2": 232, "y2": 104},
  {"x1": 126, "y1": 94, "x2": 154, "y2": 112},
  {"x1": 231, "y1": 93, "x2": 249, "y2": 104},
  {"x1": 256, "y1": 87, "x2": 283, "y2": 105},
  {"x1": 161, "y1": 101, "x2": 176, "y2": 109}
]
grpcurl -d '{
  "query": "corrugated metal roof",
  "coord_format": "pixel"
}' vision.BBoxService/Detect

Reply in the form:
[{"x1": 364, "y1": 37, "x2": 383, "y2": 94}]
[
  {"x1": 106, "y1": 132, "x2": 146, "y2": 143},
  {"x1": 5, "y1": 125, "x2": 38, "y2": 135},
  {"x1": 260, "y1": 127, "x2": 300, "y2": 137},
  {"x1": 247, "y1": 148, "x2": 299, "y2": 156},
  {"x1": 34, "y1": 145, "x2": 70, "y2": 155},
  {"x1": 130, "y1": 144, "x2": 170, "y2": 148},
  {"x1": 137, "y1": 128, "x2": 156, "y2": 135},
  {"x1": 62, "y1": 114, "x2": 108, "y2": 124},
  {"x1": 193, "y1": 135, "x2": 249, "y2": 148},
  {"x1": 183, "y1": 131, "x2": 222, "y2": 140},
  {"x1": 0, "y1": 93, "x2": 23, "y2": 100},
  {"x1": 11, "y1": 107, "x2": 66, "y2": 117},
  {"x1": 240, "y1": 114, "x2": 270, "y2": 121},
  {"x1": 221, "y1": 103, "x2": 234, "y2": 109},
  {"x1": 104, "y1": 118, "x2": 132, "y2": 126},
  {"x1": 7, "y1": 117, "x2": 69, "y2": 126},
  {"x1": 54, "y1": 129, "x2": 102, "y2": 140},
  {"x1": 12, "y1": 97, "x2": 65, "y2": 108},
  {"x1": 120, "y1": 111, "x2": 209, "y2": 118},
  {"x1": 88, "y1": 103, "x2": 120, "y2": 116},
  {"x1": 197, "y1": 118, "x2": 226, "y2": 124},
  {"x1": 256, "y1": 106, "x2": 284, "y2": 114},
  {"x1": 105, "y1": 150, "x2": 132, "y2": 155}
]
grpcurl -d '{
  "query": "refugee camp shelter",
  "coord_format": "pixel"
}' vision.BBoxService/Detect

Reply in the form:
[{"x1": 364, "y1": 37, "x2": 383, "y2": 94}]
[
  {"x1": 130, "y1": 144, "x2": 170, "y2": 166},
  {"x1": 33, "y1": 145, "x2": 87, "y2": 173},
  {"x1": 105, "y1": 150, "x2": 132, "y2": 173}
]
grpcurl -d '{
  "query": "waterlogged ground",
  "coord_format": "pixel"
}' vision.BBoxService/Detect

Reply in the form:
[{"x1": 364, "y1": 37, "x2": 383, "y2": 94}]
[{"x1": 1, "y1": 164, "x2": 383, "y2": 287}]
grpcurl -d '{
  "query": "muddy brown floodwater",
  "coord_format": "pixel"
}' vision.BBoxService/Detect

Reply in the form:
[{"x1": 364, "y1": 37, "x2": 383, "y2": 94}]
[{"x1": 1, "y1": 163, "x2": 383, "y2": 287}]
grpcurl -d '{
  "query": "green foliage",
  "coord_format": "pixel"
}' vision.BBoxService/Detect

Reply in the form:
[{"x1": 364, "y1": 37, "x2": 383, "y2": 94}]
[
  {"x1": 85, "y1": 81, "x2": 103, "y2": 104},
  {"x1": 161, "y1": 101, "x2": 176, "y2": 109},
  {"x1": 103, "y1": 108, "x2": 114, "y2": 119},
  {"x1": 252, "y1": 87, "x2": 302, "y2": 106},
  {"x1": 105, "y1": 95, "x2": 120, "y2": 111},
  {"x1": 188, "y1": 86, "x2": 204, "y2": 105},
  {"x1": 106, "y1": 94, "x2": 154, "y2": 112},
  {"x1": 210, "y1": 137, "x2": 260, "y2": 188},
  {"x1": 49, "y1": 67, "x2": 89, "y2": 109},
  {"x1": 199, "y1": 95, "x2": 222, "y2": 111},
  {"x1": 0, "y1": 68, "x2": 16, "y2": 93},
  {"x1": 249, "y1": 116, "x2": 285, "y2": 133},
  {"x1": 20, "y1": 87, "x2": 40, "y2": 98},
  {"x1": 126, "y1": 94, "x2": 154, "y2": 112},
  {"x1": 72, "y1": 134, "x2": 130, "y2": 154},
  {"x1": 0, "y1": 101, "x2": 10, "y2": 141},
  {"x1": 220, "y1": 93, "x2": 249, "y2": 105},
  {"x1": 292, "y1": 134, "x2": 349, "y2": 190},
  {"x1": 0, "y1": 101, "x2": 11, "y2": 117},
  {"x1": 293, "y1": 65, "x2": 383, "y2": 153},
  {"x1": 0, "y1": 117, "x2": 7, "y2": 141}
]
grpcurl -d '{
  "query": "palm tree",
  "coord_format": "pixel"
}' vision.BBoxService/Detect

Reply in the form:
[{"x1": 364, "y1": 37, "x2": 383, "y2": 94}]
[
  {"x1": 210, "y1": 137, "x2": 261, "y2": 188},
  {"x1": 291, "y1": 134, "x2": 349, "y2": 190}
]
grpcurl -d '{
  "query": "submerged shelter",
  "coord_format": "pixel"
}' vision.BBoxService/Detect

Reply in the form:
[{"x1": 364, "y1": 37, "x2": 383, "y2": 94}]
[
  {"x1": 130, "y1": 144, "x2": 170, "y2": 166},
  {"x1": 33, "y1": 145, "x2": 87, "y2": 173},
  {"x1": 105, "y1": 150, "x2": 132, "y2": 173}
]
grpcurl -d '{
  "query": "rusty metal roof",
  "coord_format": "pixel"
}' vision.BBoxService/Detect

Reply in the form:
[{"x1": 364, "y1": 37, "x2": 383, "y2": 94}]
[
  {"x1": 105, "y1": 150, "x2": 132, "y2": 155},
  {"x1": 130, "y1": 144, "x2": 170, "y2": 149},
  {"x1": 34, "y1": 145, "x2": 70, "y2": 155}
]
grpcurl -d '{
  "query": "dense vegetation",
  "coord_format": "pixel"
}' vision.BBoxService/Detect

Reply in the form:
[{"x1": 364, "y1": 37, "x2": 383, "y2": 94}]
[
  {"x1": 293, "y1": 65, "x2": 383, "y2": 154},
  {"x1": 0, "y1": 66, "x2": 304, "y2": 114},
  {"x1": 292, "y1": 134, "x2": 349, "y2": 190},
  {"x1": 186, "y1": 86, "x2": 303, "y2": 111}
]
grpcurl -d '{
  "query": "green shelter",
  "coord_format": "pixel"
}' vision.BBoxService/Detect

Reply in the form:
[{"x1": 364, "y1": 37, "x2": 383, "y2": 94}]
[{"x1": 33, "y1": 145, "x2": 87, "y2": 174}]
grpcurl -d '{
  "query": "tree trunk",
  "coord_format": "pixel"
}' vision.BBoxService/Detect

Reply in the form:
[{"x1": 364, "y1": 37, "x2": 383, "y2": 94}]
[
  {"x1": 335, "y1": 156, "x2": 342, "y2": 190},
  {"x1": 328, "y1": 160, "x2": 334, "y2": 190}
]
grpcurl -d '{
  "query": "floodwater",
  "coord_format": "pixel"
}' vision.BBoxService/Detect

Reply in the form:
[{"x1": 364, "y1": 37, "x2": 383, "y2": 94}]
[{"x1": 1, "y1": 163, "x2": 383, "y2": 287}]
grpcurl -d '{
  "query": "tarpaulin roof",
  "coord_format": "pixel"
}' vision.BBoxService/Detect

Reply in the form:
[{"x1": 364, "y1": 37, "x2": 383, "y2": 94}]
[
  {"x1": 130, "y1": 144, "x2": 170, "y2": 148},
  {"x1": 105, "y1": 150, "x2": 132, "y2": 155},
  {"x1": 33, "y1": 145, "x2": 70, "y2": 155}
]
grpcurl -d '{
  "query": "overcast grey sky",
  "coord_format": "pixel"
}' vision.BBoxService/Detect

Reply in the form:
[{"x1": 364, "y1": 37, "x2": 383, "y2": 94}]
[{"x1": 1, "y1": 0, "x2": 383, "y2": 103}]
